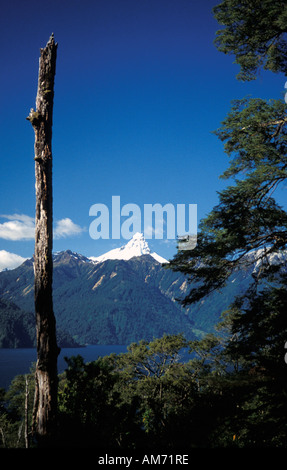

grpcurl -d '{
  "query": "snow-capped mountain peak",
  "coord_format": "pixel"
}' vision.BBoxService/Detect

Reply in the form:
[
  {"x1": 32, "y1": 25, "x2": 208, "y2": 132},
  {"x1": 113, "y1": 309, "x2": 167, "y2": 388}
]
[
  {"x1": 123, "y1": 232, "x2": 150, "y2": 256},
  {"x1": 89, "y1": 232, "x2": 168, "y2": 264}
]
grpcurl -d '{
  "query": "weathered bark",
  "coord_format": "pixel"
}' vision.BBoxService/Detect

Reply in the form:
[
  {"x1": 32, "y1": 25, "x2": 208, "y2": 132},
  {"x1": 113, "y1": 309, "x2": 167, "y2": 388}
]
[
  {"x1": 27, "y1": 34, "x2": 59, "y2": 446},
  {"x1": 24, "y1": 375, "x2": 29, "y2": 448}
]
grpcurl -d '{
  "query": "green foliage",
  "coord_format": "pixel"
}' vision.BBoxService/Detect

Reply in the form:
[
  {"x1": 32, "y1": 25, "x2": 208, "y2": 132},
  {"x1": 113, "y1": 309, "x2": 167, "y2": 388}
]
[
  {"x1": 166, "y1": 1, "x2": 287, "y2": 448},
  {"x1": 169, "y1": 97, "x2": 287, "y2": 303},
  {"x1": 216, "y1": 278, "x2": 287, "y2": 446},
  {"x1": 0, "y1": 299, "x2": 35, "y2": 348},
  {"x1": 56, "y1": 331, "x2": 287, "y2": 448},
  {"x1": 117, "y1": 333, "x2": 188, "y2": 379},
  {"x1": 58, "y1": 354, "x2": 142, "y2": 448},
  {"x1": 0, "y1": 371, "x2": 35, "y2": 448},
  {"x1": 213, "y1": 0, "x2": 287, "y2": 80},
  {"x1": 1, "y1": 331, "x2": 286, "y2": 448},
  {"x1": 215, "y1": 98, "x2": 287, "y2": 179}
]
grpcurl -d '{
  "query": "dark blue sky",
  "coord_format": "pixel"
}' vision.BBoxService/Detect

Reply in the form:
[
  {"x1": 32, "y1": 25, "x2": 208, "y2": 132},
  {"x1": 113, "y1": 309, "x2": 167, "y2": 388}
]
[{"x1": 0, "y1": 0, "x2": 286, "y2": 268}]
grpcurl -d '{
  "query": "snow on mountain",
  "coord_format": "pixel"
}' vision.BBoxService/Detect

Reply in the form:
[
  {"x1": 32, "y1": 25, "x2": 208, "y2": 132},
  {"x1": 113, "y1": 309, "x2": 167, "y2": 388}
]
[
  {"x1": 239, "y1": 248, "x2": 287, "y2": 273},
  {"x1": 53, "y1": 250, "x2": 91, "y2": 264},
  {"x1": 89, "y1": 232, "x2": 169, "y2": 264}
]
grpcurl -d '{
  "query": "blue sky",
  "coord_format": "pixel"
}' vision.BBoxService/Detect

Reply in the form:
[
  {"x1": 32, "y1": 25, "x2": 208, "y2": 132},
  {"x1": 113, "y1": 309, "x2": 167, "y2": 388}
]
[{"x1": 0, "y1": 0, "x2": 286, "y2": 269}]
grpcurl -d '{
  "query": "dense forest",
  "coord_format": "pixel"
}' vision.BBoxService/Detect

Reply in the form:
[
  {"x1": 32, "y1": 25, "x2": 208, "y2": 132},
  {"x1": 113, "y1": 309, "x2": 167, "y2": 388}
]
[
  {"x1": 1, "y1": 0, "x2": 287, "y2": 449},
  {"x1": 0, "y1": 322, "x2": 286, "y2": 448}
]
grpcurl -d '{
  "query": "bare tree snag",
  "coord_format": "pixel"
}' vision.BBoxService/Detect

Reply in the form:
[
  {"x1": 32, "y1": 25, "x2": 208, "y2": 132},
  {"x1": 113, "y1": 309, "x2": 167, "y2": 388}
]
[
  {"x1": 27, "y1": 34, "x2": 59, "y2": 446},
  {"x1": 24, "y1": 375, "x2": 29, "y2": 448}
]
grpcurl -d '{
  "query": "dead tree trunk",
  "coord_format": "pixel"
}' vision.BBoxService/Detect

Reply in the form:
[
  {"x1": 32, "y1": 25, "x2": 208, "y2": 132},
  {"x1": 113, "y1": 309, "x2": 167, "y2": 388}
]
[
  {"x1": 24, "y1": 375, "x2": 29, "y2": 448},
  {"x1": 27, "y1": 34, "x2": 59, "y2": 446}
]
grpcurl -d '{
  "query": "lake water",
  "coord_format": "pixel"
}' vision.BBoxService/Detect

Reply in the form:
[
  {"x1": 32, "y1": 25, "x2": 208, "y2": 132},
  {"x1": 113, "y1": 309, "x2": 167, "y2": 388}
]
[{"x1": 0, "y1": 345, "x2": 128, "y2": 390}]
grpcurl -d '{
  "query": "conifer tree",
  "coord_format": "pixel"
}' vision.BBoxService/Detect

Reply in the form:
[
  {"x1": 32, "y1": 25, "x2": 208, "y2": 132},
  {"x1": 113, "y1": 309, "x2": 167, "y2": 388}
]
[
  {"x1": 170, "y1": 97, "x2": 287, "y2": 303},
  {"x1": 170, "y1": 1, "x2": 287, "y2": 302},
  {"x1": 168, "y1": 2, "x2": 287, "y2": 446},
  {"x1": 213, "y1": 0, "x2": 287, "y2": 81}
]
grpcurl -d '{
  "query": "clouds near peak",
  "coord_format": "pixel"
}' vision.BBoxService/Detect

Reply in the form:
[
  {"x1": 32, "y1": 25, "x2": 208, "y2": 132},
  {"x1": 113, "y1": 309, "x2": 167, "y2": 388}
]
[{"x1": 0, "y1": 250, "x2": 27, "y2": 271}]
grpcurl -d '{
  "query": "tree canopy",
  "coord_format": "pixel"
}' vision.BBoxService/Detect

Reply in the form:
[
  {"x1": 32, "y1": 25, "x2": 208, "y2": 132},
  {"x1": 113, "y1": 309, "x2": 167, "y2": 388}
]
[
  {"x1": 167, "y1": 0, "x2": 287, "y2": 447},
  {"x1": 169, "y1": 97, "x2": 287, "y2": 303},
  {"x1": 213, "y1": 0, "x2": 287, "y2": 80}
]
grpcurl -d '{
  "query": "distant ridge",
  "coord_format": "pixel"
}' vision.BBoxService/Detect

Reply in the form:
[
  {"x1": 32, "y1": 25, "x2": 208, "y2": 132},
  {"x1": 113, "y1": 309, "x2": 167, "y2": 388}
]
[
  {"x1": 1, "y1": 244, "x2": 286, "y2": 346},
  {"x1": 0, "y1": 249, "x2": 196, "y2": 345}
]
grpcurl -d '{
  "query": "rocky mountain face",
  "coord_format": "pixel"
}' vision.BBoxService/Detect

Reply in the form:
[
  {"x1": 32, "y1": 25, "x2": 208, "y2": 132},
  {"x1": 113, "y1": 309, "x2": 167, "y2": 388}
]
[
  {"x1": 1, "y1": 234, "x2": 285, "y2": 347},
  {"x1": 0, "y1": 248, "x2": 195, "y2": 346}
]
